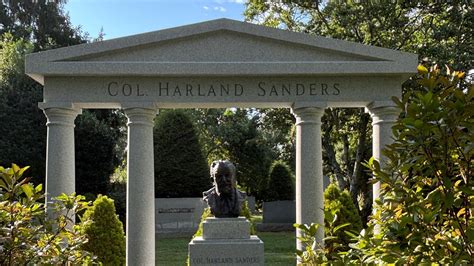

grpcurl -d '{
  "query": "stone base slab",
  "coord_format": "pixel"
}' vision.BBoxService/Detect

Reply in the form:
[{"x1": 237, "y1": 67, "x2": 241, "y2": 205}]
[{"x1": 189, "y1": 236, "x2": 264, "y2": 266}]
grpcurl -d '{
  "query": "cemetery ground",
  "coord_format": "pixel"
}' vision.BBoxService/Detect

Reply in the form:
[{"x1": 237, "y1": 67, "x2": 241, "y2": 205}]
[{"x1": 156, "y1": 231, "x2": 295, "y2": 265}]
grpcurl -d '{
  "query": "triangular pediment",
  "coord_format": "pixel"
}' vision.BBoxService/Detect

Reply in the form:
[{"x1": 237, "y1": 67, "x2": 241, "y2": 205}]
[
  {"x1": 26, "y1": 19, "x2": 417, "y2": 84},
  {"x1": 65, "y1": 31, "x2": 381, "y2": 63}
]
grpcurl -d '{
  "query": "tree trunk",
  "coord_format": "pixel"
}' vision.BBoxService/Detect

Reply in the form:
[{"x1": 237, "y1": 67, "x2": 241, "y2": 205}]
[
  {"x1": 349, "y1": 109, "x2": 370, "y2": 219},
  {"x1": 322, "y1": 123, "x2": 347, "y2": 190}
]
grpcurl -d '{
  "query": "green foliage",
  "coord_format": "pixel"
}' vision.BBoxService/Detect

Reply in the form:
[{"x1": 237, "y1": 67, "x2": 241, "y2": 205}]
[
  {"x1": 245, "y1": 1, "x2": 473, "y2": 225},
  {"x1": 323, "y1": 184, "x2": 362, "y2": 252},
  {"x1": 154, "y1": 110, "x2": 210, "y2": 197},
  {"x1": 193, "y1": 207, "x2": 212, "y2": 238},
  {"x1": 75, "y1": 110, "x2": 124, "y2": 196},
  {"x1": 294, "y1": 184, "x2": 363, "y2": 264},
  {"x1": 108, "y1": 162, "x2": 127, "y2": 227},
  {"x1": 358, "y1": 65, "x2": 473, "y2": 264},
  {"x1": 0, "y1": 1, "x2": 86, "y2": 51},
  {"x1": 266, "y1": 161, "x2": 294, "y2": 201},
  {"x1": 293, "y1": 65, "x2": 473, "y2": 264},
  {"x1": 81, "y1": 195, "x2": 126, "y2": 265},
  {"x1": 0, "y1": 35, "x2": 46, "y2": 184},
  {"x1": 0, "y1": 164, "x2": 96, "y2": 264},
  {"x1": 245, "y1": 1, "x2": 472, "y2": 72},
  {"x1": 1, "y1": 4, "x2": 126, "y2": 192}
]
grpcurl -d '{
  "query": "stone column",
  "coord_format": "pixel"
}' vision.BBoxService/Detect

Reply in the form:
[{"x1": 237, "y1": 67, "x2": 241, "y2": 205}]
[
  {"x1": 367, "y1": 102, "x2": 399, "y2": 206},
  {"x1": 124, "y1": 106, "x2": 157, "y2": 266},
  {"x1": 41, "y1": 106, "x2": 81, "y2": 222},
  {"x1": 291, "y1": 105, "x2": 325, "y2": 251}
]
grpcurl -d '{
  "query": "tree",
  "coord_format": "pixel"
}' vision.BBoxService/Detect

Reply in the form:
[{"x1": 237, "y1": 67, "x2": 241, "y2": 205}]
[
  {"x1": 244, "y1": 1, "x2": 473, "y2": 224},
  {"x1": 186, "y1": 108, "x2": 276, "y2": 201},
  {"x1": 154, "y1": 110, "x2": 210, "y2": 197},
  {"x1": 81, "y1": 195, "x2": 126, "y2": 265},
  {"x1": 75, "y1": 111, "x2": 121, "y2": 197},
  {"x1": 0, "y1": 34, "x2": 46, "y2": 185},
  {"x1": 0, "y1": 2, "x2": 126, "y2": 192},
  {"x1": 0, "y1": 0, "x2": 85, "y2": 51},
  {"x1": 266, "y1": 160, "x2": 294, "y2": 201}
]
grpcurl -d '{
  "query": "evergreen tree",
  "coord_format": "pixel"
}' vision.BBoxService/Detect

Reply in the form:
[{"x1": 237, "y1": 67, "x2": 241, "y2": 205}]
[
  {"x1": 0, "y1": 2, "x2": 126, "y2": 192},
  {"x1": 81, "y1": 195, "x2": 126, "y2": 265},
  {"x1": 323, "y1": 183, "x2": 362, "y2": 250},
  {"x1": 0, "y1": 35, "x2": 46, "y2": 184},
  {"x1": 266, "y1": 160, "x2": 294, "y2": 201},
  {"x1": 154, "y1": 110, "x2": 210, "y2": 197}
]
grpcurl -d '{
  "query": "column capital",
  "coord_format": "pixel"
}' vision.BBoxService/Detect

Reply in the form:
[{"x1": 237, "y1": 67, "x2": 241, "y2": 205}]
[
  {"x1": 291, "y1": 105, "x2": 325, "y2": 126},
  {"x1": 366, "y1": 102, "x2": 399, "y2": 126},
  {"x1": 41, "y1": 107, "x2": 81, "y2": 127},
  {"x1": 124, "y1": 107, "x2": 157, "y2": 127}
]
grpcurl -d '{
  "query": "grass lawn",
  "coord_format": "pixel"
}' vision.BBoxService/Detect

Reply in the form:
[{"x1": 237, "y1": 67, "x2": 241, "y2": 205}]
[{"x1": 156, "y1": 231, "x2": 295, "y2": 265}]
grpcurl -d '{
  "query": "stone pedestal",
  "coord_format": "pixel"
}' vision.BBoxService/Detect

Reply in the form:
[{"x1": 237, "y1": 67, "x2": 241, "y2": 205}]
[{"x1": 189, "y1": 217, "x2": 264, "y2": 266}]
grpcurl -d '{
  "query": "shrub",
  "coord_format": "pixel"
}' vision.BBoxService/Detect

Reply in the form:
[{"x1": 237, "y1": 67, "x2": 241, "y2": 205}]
[
  {"x1": 81, "y1": 195, "x2": 126, "y2": 265},
  {"x1": 323, "y1": 184, "x2": 362, "y2": 249},
  {"x1": 107, "y1": 162, "x2": 127, "y2": 228},
  {"x1": 0, "y1": 164, "x2": 96, "y2": 264},
  {"x1": 265, "y1": 161, "x2": 294, "y2": 201},
  {"x1": 295, "y1": 65, "x2": 474, "y2": 265},
  {"x1": 359, "y1": 65, "x2": 474, "y2": 264},
  {"x1": 154, "y1": 110, "x2": 210, "y2": 197},
  {"x1": 75, "y1": 110, "x2": 123, "y2": 197}
]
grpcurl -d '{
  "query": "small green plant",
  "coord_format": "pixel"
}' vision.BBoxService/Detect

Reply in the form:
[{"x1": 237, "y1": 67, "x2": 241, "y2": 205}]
[
  {"x1": 294, "y1": 221, "x2": 352, "y2": 265},
  {"x1": 266, "y1": 161, "x2": 295, "y2": 201},
  {"x1": 81, "y1": 194, "x2": 126, "y2": 265},
  {"x1": 323, "y1": 183, "x2": 362, "y2": 252},
  {"x1": 0, "y1": 164, "x2": 96, "y2": 264}
]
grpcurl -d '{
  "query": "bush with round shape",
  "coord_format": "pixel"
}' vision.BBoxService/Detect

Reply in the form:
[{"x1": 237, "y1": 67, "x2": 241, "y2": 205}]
[
  {"x1": 154, "y1": 110, "x2": 210, "y2": 197},
  {"x1": 266, "y1": 160, "x2": 294, "y2": 201},
  {"x1": 81, "y1": 195, "x2": 125, "y2": 265}
]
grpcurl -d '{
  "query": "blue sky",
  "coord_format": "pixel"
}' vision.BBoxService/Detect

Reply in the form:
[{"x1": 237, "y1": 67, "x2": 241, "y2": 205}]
[{"x1": 65, "y1": 0, "x2": 246, "y2": 40}]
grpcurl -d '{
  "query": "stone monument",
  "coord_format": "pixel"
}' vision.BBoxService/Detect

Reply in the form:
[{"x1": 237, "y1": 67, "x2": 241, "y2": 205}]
[{"x1": 189, "y1": 160, "x2": 264, "y2": 265}]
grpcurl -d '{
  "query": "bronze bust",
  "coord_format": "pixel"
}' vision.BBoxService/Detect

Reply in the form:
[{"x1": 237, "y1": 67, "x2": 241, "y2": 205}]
[{"x1": 203, "y1": 160, "x2": 245, "y2": 218}]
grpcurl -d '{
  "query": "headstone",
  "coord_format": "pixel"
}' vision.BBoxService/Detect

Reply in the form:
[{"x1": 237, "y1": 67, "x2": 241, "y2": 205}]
[
  {"x1": 155, "y1": 198, "x2": 206, "y2": 235},
  {"x1": 188, "y1": 217, "x2": 264, "y2": 266},
  {"x1": 262, "y1": 201, "x2": 295, "y2": 224}
]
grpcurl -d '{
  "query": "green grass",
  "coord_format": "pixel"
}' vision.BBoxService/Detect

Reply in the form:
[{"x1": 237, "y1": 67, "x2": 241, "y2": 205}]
[
  {"x1": 155, "y1": 231, "x2": 295, "y2": 265},
  {"x1": 259, "y1": 231, "x2": 296, "y2": 265},
  {"x1": 156, "y1": 235, "x2": 191, "y2": 266}
]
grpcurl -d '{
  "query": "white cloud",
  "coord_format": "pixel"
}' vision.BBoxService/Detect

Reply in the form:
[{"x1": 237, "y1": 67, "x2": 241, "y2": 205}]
[
  {"x1": 213, "y1": 6, "x2": 227, "y2": 12},
  {"x1": 203, "y1": 6, "x2": 209, "y2": 10},
  {"x1": 228, "y1": 0, "x2": 245, "y2": 3}
]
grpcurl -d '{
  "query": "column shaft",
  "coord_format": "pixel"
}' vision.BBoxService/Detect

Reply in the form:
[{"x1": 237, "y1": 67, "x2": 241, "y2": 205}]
[
  {"x1": 125, "y1": 107, "x2": 156, "y2": 266},
  {"x1": 43, "y1": 107, "x2": 80, "y2": 221},
  {"x1": 292, "y1": 106, "x2": 325, "y2": 251},
  {"x1": 369, "y1": 105, "x2": 399, "y2": 204}
]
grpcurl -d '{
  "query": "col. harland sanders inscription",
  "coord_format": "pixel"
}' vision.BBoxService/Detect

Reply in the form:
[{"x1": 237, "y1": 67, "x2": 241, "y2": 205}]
[
  {"x1": 157, "y1": 81, "x2": 340, "y2": 97},
  {"x1": 106, "y1": 80, "x2": 341, "y2": 98}
]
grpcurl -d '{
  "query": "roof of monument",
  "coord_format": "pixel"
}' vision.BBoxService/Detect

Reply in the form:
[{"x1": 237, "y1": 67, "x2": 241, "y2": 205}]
[{"x1": 26, "y1": 18, "x2": 417, "y2": 84}]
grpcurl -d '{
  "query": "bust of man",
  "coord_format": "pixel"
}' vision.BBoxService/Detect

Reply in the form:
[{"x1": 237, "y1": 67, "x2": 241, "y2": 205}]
[{"x1": 203, "y1": 160, "x2": 245, "y2": 218}]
